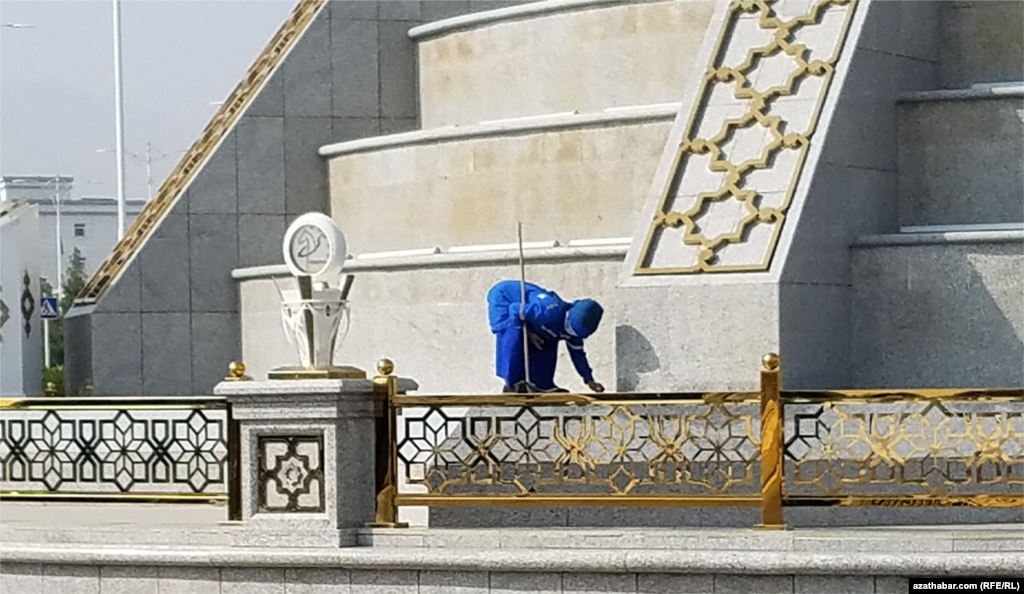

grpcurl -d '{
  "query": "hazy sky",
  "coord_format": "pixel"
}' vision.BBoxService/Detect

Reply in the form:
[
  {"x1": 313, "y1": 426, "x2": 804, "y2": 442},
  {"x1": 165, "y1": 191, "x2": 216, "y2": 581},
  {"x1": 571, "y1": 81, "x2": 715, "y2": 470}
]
[{"x1": 0, "y1": 0, "x2": 296, "y2": 200}]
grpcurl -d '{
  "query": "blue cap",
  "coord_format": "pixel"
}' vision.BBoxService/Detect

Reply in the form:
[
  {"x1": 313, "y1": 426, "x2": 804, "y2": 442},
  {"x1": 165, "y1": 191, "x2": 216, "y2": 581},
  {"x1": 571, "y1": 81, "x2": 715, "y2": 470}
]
[{"x1": 567, "y1": 299, "x2": 603, "y2": 339}]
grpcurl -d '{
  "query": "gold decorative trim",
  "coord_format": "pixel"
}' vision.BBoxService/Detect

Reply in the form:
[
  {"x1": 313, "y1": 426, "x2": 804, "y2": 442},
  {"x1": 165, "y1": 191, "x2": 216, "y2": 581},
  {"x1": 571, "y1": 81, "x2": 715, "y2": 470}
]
[
  {"x1": 74, "y1": 0, "x2": 328, "y2": 304},
  {"x1": 635, "y1": 0, "x2": 858, "y2": 275},
  {"x1": 396, "y1": 494, "x2": 763, "y2": 508}
]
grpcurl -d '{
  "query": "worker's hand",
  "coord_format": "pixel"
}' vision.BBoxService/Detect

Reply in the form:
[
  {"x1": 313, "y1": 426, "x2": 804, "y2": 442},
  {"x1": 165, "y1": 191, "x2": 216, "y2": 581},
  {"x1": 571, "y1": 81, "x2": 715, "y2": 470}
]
[
  {"x1": 587, "y1": 380, "x2": 605, "y2": 393},
  {"x1": 528, "y1": 332, "x2": 545, "y2": 349}
]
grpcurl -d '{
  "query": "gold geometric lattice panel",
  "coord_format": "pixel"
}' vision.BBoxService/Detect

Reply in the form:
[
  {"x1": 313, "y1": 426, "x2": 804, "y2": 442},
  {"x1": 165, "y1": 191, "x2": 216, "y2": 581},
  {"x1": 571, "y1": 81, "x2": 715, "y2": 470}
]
[
  {"x1": 397, "y1": 403, "x2": 761, "y2": 497},
  {"x1": 636, "y1": 0, "x2": 857, "y2": 275}
]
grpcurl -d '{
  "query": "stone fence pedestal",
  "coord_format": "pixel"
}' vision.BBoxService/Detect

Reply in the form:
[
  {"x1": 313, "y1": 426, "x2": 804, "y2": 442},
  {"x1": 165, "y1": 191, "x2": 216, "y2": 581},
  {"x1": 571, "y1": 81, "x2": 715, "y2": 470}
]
[{"x1": 214, "y1": 373, "x2": 417, "y2": 548}]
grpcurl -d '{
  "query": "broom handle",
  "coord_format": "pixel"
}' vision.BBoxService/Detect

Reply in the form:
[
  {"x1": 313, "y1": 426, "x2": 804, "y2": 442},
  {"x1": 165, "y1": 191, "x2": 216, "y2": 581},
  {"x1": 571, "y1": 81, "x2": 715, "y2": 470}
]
[{"x1": 518, "y1": 221, "x2": 531, "y2": 389}]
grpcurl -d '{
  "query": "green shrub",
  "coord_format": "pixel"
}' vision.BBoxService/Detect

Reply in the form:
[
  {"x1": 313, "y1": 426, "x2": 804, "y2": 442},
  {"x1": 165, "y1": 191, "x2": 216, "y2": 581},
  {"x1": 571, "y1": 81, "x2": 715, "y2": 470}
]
[{"x1": 42, "y1": 365, "x2": 64, "y2": 396}]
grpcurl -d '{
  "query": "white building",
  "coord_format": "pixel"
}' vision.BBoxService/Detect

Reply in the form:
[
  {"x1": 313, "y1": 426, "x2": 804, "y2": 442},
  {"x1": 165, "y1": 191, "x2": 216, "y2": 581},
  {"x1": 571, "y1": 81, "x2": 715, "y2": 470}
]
[
  {"x1": 0, "y1": 176, "x2": 147, "y2": 288},
  {"x1": 0, "y1": 200, "x2": 43, "y2": 396}
]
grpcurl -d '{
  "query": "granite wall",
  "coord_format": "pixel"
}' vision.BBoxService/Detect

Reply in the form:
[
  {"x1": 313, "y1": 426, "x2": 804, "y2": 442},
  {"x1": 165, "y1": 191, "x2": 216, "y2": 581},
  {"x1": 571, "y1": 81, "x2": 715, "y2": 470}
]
[{"x1": 65, "y1": 0, "x2": 500, "y2": 396}]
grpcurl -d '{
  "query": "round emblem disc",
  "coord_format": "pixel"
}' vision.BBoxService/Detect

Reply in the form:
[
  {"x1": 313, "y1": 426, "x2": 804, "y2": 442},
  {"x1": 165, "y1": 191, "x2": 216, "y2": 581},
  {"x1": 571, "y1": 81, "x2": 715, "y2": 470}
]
[{"x1": 282, "y1": 213, "x2": 347, "y2": 283}]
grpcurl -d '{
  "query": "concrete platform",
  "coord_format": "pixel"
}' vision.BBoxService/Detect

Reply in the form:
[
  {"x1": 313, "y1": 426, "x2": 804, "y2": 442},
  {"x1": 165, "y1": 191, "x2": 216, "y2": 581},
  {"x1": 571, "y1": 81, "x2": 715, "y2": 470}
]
[
  {"x1": 2, "y1": 502, "x2": 1021, "y2": 553},
  {"x1": 3, "y1": 503, "x2": 1021, "y2": 594}
]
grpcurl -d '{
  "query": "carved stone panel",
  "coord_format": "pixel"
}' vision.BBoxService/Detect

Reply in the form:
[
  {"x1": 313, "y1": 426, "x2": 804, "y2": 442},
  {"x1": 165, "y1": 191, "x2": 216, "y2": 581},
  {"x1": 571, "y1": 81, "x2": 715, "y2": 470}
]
[{"x1": 256, "y1": 434, "x2": 325, "y2": 513}]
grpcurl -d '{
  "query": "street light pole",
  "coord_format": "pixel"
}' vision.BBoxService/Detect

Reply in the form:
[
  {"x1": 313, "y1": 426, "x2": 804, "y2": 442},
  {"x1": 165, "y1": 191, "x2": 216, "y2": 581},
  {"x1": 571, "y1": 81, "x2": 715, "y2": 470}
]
[
  {"x1": 45, "y1": 176, "x2": 65, "y2": 369},
  {"x1": 112, "y1": 0, "x2": 127, "y2": 240}
]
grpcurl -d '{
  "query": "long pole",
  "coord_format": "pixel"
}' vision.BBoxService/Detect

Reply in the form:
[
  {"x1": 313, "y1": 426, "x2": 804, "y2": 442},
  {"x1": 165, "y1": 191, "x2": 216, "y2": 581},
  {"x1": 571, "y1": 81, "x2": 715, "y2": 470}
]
[
  {"x1": 145, "y1": 142, "x2": 153, "y2": 200},
  {"x1": 517, "y1": 221, "x2": 531, "y2": 390},
  {"x1": 54, "y1": 177, "x2": 63, "y2": 303},
  {"x1": 112, "y1": 0, "x2": 127, "y2": 239}
]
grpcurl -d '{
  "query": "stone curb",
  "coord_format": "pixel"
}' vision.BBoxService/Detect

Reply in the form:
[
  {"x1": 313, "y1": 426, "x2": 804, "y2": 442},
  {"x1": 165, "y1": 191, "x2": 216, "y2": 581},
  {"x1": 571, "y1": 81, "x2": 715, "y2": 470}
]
[
  {"x1": 2, "y1": 545, "x2": 1019, "y2": 576},
  {"x1": 407, "y1": 0, "x2": 659, "y2": 41}
]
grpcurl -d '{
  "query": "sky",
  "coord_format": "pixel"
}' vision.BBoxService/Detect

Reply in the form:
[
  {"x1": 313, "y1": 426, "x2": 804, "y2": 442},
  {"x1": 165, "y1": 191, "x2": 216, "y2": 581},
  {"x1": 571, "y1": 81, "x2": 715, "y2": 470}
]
[{"x1": 0, "y1": 0, "x2": 296, "y2": 200}]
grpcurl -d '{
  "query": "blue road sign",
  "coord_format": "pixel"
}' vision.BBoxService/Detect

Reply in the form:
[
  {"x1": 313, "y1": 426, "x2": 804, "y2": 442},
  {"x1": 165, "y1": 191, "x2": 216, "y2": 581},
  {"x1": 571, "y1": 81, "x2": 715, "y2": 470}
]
[{"x1": 40, "y1": 297, "x2": 59, "y2": 320}]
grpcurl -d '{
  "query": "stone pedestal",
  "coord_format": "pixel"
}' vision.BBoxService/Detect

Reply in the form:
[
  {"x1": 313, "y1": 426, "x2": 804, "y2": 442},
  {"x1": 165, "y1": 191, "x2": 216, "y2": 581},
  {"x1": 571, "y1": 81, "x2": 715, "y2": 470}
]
[{"x1": 214, "y1": 376, "x2": 417, "y2": 547}]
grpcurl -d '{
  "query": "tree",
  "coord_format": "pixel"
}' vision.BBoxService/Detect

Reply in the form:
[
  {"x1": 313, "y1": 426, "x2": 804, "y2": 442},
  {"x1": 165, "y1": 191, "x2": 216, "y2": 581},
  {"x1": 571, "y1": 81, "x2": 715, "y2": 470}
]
[{"x1": 40, "y1": 247, "x2": 87, "y2": 369}]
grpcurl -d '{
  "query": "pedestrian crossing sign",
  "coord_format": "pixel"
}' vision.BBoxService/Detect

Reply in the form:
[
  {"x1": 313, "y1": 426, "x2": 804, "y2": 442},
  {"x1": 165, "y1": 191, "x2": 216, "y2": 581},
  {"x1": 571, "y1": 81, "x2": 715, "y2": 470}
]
[{"x1": 40, "y1": 297, "x2": 59, "y2": 320}]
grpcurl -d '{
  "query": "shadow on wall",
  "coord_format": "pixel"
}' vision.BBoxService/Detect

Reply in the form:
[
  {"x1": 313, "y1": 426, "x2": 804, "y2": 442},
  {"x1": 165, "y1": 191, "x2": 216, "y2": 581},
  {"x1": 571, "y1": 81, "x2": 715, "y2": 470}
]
[
  {"x1": 853, "y1": 243, "x2": 1024, "y2": 388},
  {"x1": 615, "y1": 325, "x2": 661, "y2": 392}
]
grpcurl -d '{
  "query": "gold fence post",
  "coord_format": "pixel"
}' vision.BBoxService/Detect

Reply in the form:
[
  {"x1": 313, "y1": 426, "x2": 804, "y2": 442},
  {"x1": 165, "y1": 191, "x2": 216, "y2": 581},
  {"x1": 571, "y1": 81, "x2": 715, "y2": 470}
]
[
  {"x1": 224, "y1": 361, "x2": 248, "y2": 522},
  {"x1": 755, "y1": 352, "x2": 788, "y2": 530},
  {"x1": 227, "y1": 403, "x2": 242, "y2": 521},
  {"x1": 369, "y1": 358, "x2": 406, "y2": 528}
]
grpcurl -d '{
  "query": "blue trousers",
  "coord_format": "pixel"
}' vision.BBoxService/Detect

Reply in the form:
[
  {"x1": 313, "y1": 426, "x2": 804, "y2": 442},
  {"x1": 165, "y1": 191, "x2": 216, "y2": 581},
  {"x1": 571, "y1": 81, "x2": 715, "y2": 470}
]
[{"x1": 494, "y1": 326, "x2": 559, "y2": 390}]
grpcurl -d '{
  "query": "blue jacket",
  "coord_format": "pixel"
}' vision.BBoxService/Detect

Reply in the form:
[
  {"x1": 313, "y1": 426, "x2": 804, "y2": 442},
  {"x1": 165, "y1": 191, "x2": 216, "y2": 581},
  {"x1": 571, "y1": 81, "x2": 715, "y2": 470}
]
[{"x1": 487, "y1": 280, "x2": 594, "y2": 383}]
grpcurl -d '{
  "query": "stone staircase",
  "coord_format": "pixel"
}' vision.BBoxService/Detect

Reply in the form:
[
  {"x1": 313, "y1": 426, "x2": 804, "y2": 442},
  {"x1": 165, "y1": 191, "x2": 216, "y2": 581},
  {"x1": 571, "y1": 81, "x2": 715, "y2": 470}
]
[{"x1": 850, "y1": 0, "x2": 1023, "y2": 388}]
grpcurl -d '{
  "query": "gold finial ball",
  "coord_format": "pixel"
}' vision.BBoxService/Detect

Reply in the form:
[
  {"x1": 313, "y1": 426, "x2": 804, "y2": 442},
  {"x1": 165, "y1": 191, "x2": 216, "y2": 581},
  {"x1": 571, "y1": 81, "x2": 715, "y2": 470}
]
[
  {"x1": 762, "y1": 352, "x2": 780, "y2": 371},
  {"x1": 228, "y1": 361, "x2": 247, "y2": 379},
  {"x1": 377, "y1": 358, "x2": 394, "y2": 376}
]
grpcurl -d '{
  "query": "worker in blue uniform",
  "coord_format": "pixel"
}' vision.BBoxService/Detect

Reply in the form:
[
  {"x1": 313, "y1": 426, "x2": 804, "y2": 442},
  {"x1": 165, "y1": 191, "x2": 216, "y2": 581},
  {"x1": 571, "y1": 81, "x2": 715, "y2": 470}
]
[{"x1": 487, "y1": 279, "x2": 606, "y2": 393}]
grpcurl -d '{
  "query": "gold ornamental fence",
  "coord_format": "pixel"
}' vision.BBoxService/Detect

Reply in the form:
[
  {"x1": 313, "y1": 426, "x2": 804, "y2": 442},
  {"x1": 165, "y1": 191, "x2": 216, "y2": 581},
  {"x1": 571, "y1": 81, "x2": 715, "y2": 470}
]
[{"x1": 371, "y1": 355, "x2": 1024, "y2": 528}]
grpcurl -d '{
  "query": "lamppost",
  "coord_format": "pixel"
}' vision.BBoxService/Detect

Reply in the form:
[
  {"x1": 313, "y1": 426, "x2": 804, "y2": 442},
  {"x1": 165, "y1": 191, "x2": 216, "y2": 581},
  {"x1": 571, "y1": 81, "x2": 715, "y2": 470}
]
[
  {"x1": 46, "y1": 177, "x2": 65, "y2": 368},
  {"x1": 112, "y1": 0, "x2": 127, "y2": 240},
  {"x1": 97, "y1": 144, "x2": 184, "y2": 201}
]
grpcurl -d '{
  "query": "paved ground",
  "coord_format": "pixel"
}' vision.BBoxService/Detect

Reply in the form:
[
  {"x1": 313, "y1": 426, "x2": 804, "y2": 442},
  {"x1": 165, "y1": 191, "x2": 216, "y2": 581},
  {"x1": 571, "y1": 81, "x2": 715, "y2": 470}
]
[{"x1": 1, "y1": 502, "x2": 1021, "y2": 552}]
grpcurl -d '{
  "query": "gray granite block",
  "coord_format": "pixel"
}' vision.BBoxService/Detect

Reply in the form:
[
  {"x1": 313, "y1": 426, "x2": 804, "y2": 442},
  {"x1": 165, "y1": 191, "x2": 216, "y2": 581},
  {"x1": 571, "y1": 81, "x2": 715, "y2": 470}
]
[
  {"x1": 188, "y1": 214, "x2": 239, "y2": 313},
  {"x1": 953, "y1": 537, "x2": 1024, "y2": 552},
  {"x1": 139, "y1": 213, "x2": 190, "y2": 313},
  {"x1": 156, "y1": 567, "x2": 220, "y2": 594},
  {"x1": 563, "y1": 572, "x2": 637, "y2": 593},
  {"x1": 100, "y1": 566, "x2": 158, "y2": 594},
  {"x1": 793, "y1": 536, "x2": 952, "y2": 554},
  {"x1": 379, "y1": 0, "x2": 420, "y2": 20},
  {"x1": 430, "y1": 507, "x2": 569, "y2": 528},
  {"x1": 333, "y1": 117, "x2": 380, "y2": 142},
  {"x1": 191, "y1": 312, "x2": 240, "y2": 394},
  {"x1": 283, "y1": 11, "x2": 332, "y2": 117},
  {"x1": 0, "y1": 563, "x2": 42, "y2": 594},
  {"x1": 285, "y1": 568, "x2": 350, "y2": 594},
  {"x1": 467, "y1": 1, "x2": 528, "y2": 12},
  {"x1": 714, "y1": 574, "x2": 793, "y2": 594},
  {"x1": 189, "y1": 129, "x2": 238, "y2": 214},
  {"x1": 247, "y1": 66, "x2": 285, "y2": 118},
  {"x1": 424, "y1": 532, "x2": 500, "y2": 549},
  {"x1": 92, "y1": 312, "x2": 143, "y2": 395},
  {"x1": 421, "y1": 0, "x2": 470, "y2": 22},
  {"x1": 332, "y1": 17, "x2": 380, "y2": 119},
  {"x1": 419, "y1": 570, "x2": 488, "y2": 594},
  {"x1": 221, "y1": 567, "x2": 286, "y2": 594},
  {"x1": 142, "y1": 312, "x2": 193, "y2": 395},
  {"x1": 96, "y1": 259, "x2": 140, "y2": 314},
  {"x1": 41, "y1": 564, "x2": 99, "y2": 594},
  {"x1": 873, "y1": 576, "x2": 909, "y2": 594},
  {"x1": 233, "y1": 528, "x2": 356, "y2": 548},
  {"x1": 349, "y1": 569, "x2": 417, "y2": 594},
  {"x1": 378, "y1": 20, "x2": 418, "y2": 120},
  {"x1": 237, "y1": 116, "x2": 286, "y2": 215},
  {"x1": 795, "y1": 575, "x2": 874, "y2": 594},
  {"x1": 637, "y1": 573, "x2": 714, "y2": 594},
  {"x1": 285, "y1": 117, "x2": 334, "y2": 215},
  {"x1": 238, "y1": 214, "x2": 288, "y2": 268},
  {"x1": 939, "y1": 1, "x2": 1024, "y2": 88},
  {"x1": 489, "y1": 572, "x2": 562, "y2": 594},
  {"x1": 331, "y1": 0, "x2": 377, "y2": 21},
  {"x1": 359, "y1": 532, "x2": 427, "y2": 547},
  {"x1": 380, "y1": 118, "x2": 417, "y2": 135}
]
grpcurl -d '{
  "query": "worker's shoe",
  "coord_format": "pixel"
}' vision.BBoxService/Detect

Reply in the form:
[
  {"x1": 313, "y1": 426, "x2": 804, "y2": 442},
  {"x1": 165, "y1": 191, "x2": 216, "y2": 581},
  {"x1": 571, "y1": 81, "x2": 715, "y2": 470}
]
[{"x1": 538, "y1": 386, "x2": 570, "y2": 393}]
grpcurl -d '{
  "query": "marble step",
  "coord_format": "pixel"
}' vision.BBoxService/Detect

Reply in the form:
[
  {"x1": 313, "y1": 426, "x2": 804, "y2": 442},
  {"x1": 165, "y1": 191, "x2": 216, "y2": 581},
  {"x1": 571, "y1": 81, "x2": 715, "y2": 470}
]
[
  {"x1": 897, "y1": 89, "x2": 1023, "y2": 227},
  {"x1": 411, "y1": 0, "x2": 714, "y2": 128}
]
